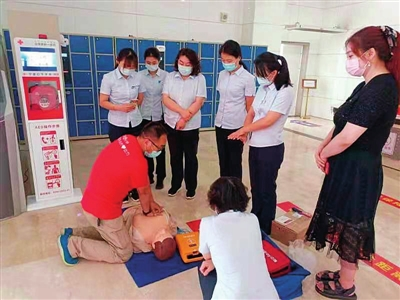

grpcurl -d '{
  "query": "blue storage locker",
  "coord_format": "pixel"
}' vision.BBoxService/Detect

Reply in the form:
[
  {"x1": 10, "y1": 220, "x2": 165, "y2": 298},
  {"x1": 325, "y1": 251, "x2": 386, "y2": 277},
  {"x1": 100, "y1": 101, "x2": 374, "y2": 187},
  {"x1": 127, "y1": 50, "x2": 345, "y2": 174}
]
[
  {"x1": 100, "y1": 120, "x2": 109, "y2": 135},
  {"x1": 165, "y1": 41, "x2": 181, "y2": 65},
  {"x1": 100, "y1": 107, "x2": 108, "y2": 119},
  {"x1": 76, "y1": 105, "x2": 95, "y2": 121},
  {"x1": 94, "y1": 37, "x2": 113, "y2": 54},
  {"x1": 74, "y1": 89, "x2": 94, "y2": 105},
  {"x1": 253, "y1": 46, "x2": 268, "y2": 59},
  {"x1": 201, "y1": 115, "x2": 212, "y2": 128},
  {"x1": 12, "y1": 89, "x2": 20, "y2": 106},
  {"x1": 6, "y1": 51, "x2": 14, "y2": 69},
  {"x1": 73, "y1": 72, "x2": 92, "y2": 88},
  {"x1": 10, "y1": 70, "x2": 17, "y2": 88},
  {"x1": 69, "y1": 36, "x2": 90, "y2": 53},
  {"x1": 96, "y1": 55, "x2": 114, "y2": 71},
  {"x1": 165, "y1": 65, "x2": 175, "y2": 72},
  {"x1": 71, "y1": 54, "x2": 91, "y2": 70},
  {"x1": 65, "y1": 89, "x2": 77, "y2": 137},
  {"x1": 115, "y1": 38, "x2": 135, "y2": 54},
  {"x1": 77, "y1": 121, "x2": 96, "y2": 136},
  {"x1": 18, "y1": 125, "x2": 25, "y2": 141},
  {"x1": 241, "y1": 45, "x2": 252, "y2": 60},
  {"x1": 200, "y1": 43, "x2": 215, "y2": 58},
  {"x1": 185, "y1": 42, "x2": 199, "y2": 53},
  {"x1": 204, "y1": 74, "x2": 214, "y2": 88},
  {"x1": 201, "y1": 59, "x2": 214, "y2": 73},
  {"x1": 3, "y1": 29, "x2": 12, "y2": 50},
  {"x1": 201, "y1": 101, "x2": 212, "y2": 115}
]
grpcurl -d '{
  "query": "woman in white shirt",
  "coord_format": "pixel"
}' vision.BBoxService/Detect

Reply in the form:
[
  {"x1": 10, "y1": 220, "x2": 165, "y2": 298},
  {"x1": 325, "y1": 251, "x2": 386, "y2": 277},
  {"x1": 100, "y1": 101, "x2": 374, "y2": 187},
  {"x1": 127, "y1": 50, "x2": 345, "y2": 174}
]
[
  {"x1": 162, "y1": 48, "x2": 206, "y2": 200},
  {"x1": 139, "y1": 47, "x2": 168, "y2": 189},
  {"x1": 198, "y1": 177, "x2": 279, "y2": 300},
  {"x1": 100, "y1": 48, "x2": 145, "y2": 142},
  {"x1": 229, "y1": 52, "x2": 294, "y2": 235},
  {"x1": 99, "y1": 48, "x2": 145, "y2": 201},
  {"x1": 215, "y1": 40, "x2": 256, "y2": 180}
]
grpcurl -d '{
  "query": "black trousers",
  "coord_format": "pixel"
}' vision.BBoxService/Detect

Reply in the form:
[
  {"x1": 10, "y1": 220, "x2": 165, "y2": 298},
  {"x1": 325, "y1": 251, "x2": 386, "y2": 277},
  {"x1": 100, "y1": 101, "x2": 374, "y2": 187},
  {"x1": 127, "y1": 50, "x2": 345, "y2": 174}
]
[
  {"x1": 108, "y1": 122, "x2": 143, "y2": 142},
  {"x1": 198, "y1": 268, "x2": 217, "y2": 300},
  {"x1": 166, "y1": 125, "x2": 199, "y2": 192},
  {"x1": 215, "y1": 126, "x2": 244, "y2": 180},
  {"x1": 141, "y1": 119, "x2": 166, "y2": 182},
  {"x1": 249, "y1": 143, "x2": 285, "y2": 235}
]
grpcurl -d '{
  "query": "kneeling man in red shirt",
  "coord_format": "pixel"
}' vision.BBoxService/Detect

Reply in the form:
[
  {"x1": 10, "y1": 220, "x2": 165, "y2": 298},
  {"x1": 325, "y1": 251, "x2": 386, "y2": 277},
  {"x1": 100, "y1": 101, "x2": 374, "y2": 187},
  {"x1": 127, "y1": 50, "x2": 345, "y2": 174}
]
[{"x1": 58, "y1": 122, "x2": 167, "y2": 265}]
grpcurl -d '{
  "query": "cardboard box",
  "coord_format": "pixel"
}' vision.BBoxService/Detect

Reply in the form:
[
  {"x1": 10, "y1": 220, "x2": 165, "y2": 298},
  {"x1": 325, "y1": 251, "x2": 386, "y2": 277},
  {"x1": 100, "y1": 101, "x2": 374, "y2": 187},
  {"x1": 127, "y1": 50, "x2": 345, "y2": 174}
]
[{"x1": 271, "y1": 211, "x2": 311, "y2": 246}]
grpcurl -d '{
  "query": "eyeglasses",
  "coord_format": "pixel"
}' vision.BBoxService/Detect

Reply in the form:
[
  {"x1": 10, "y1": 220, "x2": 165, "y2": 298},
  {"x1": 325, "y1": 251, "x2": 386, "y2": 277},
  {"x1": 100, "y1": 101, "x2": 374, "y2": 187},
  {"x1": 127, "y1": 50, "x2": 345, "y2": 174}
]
[{"x1": 145, "y1": 137, "x2": 164, "y2": 151}]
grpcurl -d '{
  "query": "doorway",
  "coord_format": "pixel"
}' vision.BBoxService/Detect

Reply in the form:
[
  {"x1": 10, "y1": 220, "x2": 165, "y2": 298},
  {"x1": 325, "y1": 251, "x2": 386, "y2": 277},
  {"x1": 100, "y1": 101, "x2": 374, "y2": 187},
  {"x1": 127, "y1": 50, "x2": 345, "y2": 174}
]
[{"x1": 280, "y1": 42, "x2": 310, "y2": 117}]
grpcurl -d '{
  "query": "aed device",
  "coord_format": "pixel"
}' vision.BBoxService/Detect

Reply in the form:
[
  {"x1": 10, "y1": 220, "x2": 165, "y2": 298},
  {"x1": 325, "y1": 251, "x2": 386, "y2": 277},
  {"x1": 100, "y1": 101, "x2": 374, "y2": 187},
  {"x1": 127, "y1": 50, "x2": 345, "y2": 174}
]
[
  {"x1": 175, "y1": 232, "x2": 203, "y2": 263},
  {"x1": 13, "y1": 37, "x2": 82, "y2": 211}
]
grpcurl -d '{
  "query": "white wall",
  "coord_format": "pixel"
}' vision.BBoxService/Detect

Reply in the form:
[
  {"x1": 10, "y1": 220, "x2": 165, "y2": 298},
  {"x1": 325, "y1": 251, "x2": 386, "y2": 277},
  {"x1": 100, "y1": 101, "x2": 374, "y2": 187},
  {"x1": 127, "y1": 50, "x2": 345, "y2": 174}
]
[
  {"x1": 1, "y1": 0, "x2": 245, "y2": 43},
  {"x1": 308, "y1": 0, "x2": 400, "y2": 119}
]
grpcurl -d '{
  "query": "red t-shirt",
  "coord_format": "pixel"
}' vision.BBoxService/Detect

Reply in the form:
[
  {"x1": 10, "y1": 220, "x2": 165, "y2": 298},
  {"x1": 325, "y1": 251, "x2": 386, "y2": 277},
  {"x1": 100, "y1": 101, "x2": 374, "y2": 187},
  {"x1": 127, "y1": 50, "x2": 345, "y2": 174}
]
[{"x1": 81, "y1": 135, "x2": 149, "y2": 219}]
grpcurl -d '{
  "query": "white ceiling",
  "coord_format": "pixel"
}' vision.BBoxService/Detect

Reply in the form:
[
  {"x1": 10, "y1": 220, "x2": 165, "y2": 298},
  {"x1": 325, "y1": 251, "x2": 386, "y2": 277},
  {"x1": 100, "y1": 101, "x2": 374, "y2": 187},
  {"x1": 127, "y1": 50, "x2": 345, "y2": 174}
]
[{"x1": 288, "y1": 0, "x2": 365, "y2": 9}]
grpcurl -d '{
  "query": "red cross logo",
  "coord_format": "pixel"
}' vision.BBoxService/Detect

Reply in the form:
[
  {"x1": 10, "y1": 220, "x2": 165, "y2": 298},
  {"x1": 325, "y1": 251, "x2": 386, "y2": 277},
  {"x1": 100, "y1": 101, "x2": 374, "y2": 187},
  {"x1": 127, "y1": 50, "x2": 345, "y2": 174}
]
[{"x1": 17, "y1": 39, "x2": 23, "y2": 45}]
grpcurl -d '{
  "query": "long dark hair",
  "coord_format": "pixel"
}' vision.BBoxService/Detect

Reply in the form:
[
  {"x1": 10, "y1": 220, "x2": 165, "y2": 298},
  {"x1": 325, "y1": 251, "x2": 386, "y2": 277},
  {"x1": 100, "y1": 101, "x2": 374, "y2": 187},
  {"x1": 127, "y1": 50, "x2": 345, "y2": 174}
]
[
  {"x1": 115, "y1": 48, "x2": 138, "y2": 69},
  {"x1": 174, "y1": 48, "x2": 201, "y2": 76},
  {"x1": 219, "y1": 40, "x2": 248, "y2": 71},
  {"x1": 254, "y1": 52, "x2": 292, "y2": 91}
]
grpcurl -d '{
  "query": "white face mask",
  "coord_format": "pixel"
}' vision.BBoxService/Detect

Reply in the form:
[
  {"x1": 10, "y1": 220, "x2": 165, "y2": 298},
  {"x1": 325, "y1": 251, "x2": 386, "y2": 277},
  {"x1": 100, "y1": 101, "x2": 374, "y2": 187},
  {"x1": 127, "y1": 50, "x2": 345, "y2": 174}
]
[
  {"x1": 257, "y1": 77, "x2": 272, "y2": 86},
  {"x1": 120, "y1": 68, "x2": 134, "y2": 77},
  {"x1": 146, "y1": 63, "x2": 159, "y2": 72},
  {"x1": 178, "y1": 65, "x2": 192, "y2": 76}
]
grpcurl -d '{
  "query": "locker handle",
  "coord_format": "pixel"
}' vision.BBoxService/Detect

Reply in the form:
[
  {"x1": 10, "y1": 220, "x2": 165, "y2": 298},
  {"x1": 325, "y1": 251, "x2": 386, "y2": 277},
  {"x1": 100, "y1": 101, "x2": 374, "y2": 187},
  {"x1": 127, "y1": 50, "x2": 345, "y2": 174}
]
[{"x1": 60, "y1": 139, "x2": 65, "y2": 150}]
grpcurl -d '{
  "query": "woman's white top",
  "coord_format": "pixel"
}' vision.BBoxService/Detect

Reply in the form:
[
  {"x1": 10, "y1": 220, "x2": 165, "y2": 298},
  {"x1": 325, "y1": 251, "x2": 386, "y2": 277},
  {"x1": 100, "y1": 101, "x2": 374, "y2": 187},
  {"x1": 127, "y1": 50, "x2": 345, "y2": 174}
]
[
  {"x1": 100, "y1": 68, "x2": 146, "y2": 128},
  {"x1": 162, "y1": 71, "x2": 206, "y2": 131},
  {"x1": 199, "y1": 211, "x2": 279, "y2": 300},
  {"x1": 249, "y1": 84, "x2": 294, "y2": 148}
]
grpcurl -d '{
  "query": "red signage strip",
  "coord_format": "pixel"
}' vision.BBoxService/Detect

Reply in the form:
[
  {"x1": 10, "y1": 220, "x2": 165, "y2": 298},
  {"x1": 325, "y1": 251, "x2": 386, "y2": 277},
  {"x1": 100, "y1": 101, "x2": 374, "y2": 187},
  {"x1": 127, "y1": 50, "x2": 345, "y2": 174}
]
[
  {"x1": 277, "y1": 201, "x2": 400, "y2": 286},
  {"x1": 380, "y1": 194, "x2": 400, "y2": 209},
  {"x1": 364, "y1": 254, "x2": 400, "y2": 285}
]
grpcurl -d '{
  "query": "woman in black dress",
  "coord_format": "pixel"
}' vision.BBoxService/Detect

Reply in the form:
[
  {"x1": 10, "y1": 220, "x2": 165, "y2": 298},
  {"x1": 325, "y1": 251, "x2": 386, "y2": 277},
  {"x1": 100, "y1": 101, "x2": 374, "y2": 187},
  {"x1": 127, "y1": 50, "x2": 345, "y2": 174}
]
[{"x1": 306, "y1": 26, "x2": 399, "y2": 300}]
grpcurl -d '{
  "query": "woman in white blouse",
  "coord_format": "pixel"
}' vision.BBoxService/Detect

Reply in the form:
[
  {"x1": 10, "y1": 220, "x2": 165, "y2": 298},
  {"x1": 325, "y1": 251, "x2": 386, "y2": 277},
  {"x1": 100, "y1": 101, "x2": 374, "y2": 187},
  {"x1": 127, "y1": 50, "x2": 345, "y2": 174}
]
[
  {"x1": 162, "y1": 48, "x2": 206, "y2": 200},
  {"x1": 100, "y1": 48, "x2": 145, "y2": 142},
  {"x1": 215, "y1": 40, "x2": 256, "y2": 180},
  {"x1": 229, "y1": 52, "x2": 294, "y2": 235}
]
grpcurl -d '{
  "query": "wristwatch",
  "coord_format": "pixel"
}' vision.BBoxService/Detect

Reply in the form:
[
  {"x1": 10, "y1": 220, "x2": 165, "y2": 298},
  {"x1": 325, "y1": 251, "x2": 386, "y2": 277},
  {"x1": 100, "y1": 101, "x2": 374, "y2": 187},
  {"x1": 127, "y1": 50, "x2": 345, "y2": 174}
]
[{"x1": 142, "y1": 209, "x2": 151, "y2": 216}]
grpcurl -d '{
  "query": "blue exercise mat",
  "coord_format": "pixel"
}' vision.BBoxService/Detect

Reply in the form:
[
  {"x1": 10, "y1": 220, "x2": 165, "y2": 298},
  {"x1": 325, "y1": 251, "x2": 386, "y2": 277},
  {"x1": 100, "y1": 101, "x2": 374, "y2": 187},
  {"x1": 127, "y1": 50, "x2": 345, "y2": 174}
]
[
  {"x1": 125, "y1": 249, "x2": 201, "y2": 288},
  {"x1": 125, "y1": 228, "x2": 310, "y2": 299},
  {"x1": 263, "y1": 232, "x2": 311, "y2": 300}
]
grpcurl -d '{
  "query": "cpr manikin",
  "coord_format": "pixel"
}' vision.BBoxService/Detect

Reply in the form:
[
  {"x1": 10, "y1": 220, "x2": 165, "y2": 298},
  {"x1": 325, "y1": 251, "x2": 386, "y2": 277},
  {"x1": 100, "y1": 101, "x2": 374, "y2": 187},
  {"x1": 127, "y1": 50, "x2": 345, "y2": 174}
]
[
  {"x1": 123, "y1": 205, "x2": 177, "y2": 260},
  {"x1": 70, "y1": 204, "x2": 177, "y2": 261}
]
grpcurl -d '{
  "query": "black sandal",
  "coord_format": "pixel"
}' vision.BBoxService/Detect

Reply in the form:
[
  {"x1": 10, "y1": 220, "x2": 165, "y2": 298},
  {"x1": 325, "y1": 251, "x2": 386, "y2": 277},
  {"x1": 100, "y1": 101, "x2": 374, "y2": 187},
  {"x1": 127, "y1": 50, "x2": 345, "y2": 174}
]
[
  {"x1": 316, "y1": 270, "x2": 340, "y2": 281},
  {"x1": 315, "y1": 279, "x2": 357, "y2": 300}
]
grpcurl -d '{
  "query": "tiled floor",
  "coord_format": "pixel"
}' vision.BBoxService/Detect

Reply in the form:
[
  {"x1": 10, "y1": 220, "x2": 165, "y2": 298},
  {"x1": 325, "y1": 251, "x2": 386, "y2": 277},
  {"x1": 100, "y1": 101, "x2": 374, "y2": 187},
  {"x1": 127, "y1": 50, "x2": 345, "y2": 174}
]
[{"x1": 1, "y1": 129, "x2": 399, "y2": 299}]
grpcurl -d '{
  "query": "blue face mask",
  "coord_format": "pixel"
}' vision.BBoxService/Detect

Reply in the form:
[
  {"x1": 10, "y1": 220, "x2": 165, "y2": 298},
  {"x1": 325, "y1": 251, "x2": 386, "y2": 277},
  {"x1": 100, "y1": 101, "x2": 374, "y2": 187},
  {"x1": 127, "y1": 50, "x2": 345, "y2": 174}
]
[
  {"x1": 257, "y1": 77, "x2": 272, "y2": 86},
  {"x1": 145, "y1": 150, "x2": 162, "y2": 158},
  {"x1": 178, "y1": 65, "x2": 192, "y2": 76},
  {"x1": 120, "y1": 68, "x2": 134, "y2": 77},
  {"x1": 222, "y1": 62, "x2": 237, "y2": 72},
  {"x1": 146, "y1": 64, "x2": 159, "y2": 72}
]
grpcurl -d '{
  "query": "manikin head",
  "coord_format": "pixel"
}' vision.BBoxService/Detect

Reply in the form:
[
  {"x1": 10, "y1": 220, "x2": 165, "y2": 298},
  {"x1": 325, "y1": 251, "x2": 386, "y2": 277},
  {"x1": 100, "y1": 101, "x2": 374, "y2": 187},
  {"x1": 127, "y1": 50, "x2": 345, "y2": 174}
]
[{"x1": 152, "y1": 228, "x2": 177, "y2": 261}]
